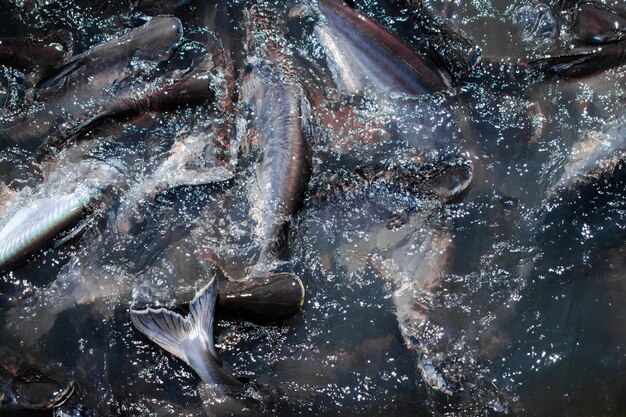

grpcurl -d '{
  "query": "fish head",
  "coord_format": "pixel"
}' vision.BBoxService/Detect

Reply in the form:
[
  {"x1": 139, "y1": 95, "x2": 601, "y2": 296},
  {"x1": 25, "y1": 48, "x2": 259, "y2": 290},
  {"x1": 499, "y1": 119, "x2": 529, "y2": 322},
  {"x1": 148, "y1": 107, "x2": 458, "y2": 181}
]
[{"x1": 10, "y1": 366, "x2": 74, "y2": 410}]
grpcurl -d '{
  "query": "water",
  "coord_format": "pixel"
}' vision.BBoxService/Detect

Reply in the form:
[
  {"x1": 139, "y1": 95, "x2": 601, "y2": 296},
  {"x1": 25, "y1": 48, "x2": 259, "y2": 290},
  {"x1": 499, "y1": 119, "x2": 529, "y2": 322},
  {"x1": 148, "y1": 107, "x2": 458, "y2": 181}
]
[{"x1": 1, "y1": 0, "x2": 626, "y2": 415}]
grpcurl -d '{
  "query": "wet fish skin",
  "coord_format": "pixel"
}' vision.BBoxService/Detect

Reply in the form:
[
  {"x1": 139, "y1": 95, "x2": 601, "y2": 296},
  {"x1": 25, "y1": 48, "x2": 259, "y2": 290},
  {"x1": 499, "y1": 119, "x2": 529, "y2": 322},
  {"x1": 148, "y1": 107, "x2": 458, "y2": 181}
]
[
  {"x1": 529, "y1": 41, "x2": 626, "y2": 79},
  {"x1": 552, "y1": 0, "x2": 626, "y2": 45},
  {"x1": 67, "y1": 54, "x2": 218, "y2": 144},
  {"x1": 570, "y1": 1, "x2": 626, "y2": 44},
  {"x1": 399, "y1": 0, "x2": 482, "y2": 84},
  {"x1": 136, "y1": 273, "x2": 306, "y2": 324},
  {"x1": 545, "y1": 116, "x2": 626, "y2": 203},
  {"x1": 114, "y1": 127, "x2": 233, "y2": 235},
  {"x1": 239, "y1": 5, "x2": 313, "y2": 268},
  {"x1": 0, "y1": 16, "x2": 182, "y2": 167},
  {"x1": 0, "y1": 347, "x2": 74, "y2": 411},
  {"x1": 36, "y1": 16, "x2": 182, "y2": 94},
  {"x1": 0, "y1": 186, "x2": 102, "y2": 270},
  {"x1": 310, "y1": 156, "x2": 473, "y2": 205},
  {"x1": 316, "y1": 0, "x2": 452, "y2": 96},
  {"x1": 311, "y1": 155, "x2": 473, "y2": 395},
  {"x1": 0, "y1": 30, "x2": 73, "y2": 82}
]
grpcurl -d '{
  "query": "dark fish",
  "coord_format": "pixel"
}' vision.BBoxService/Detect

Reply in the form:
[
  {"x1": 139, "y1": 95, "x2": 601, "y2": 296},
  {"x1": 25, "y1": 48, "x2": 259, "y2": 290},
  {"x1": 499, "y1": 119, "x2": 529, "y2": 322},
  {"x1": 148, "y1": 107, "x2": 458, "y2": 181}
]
[
  {"x1": 35, "y1": 16, "x2": 182, "y2": 96},
  {"x1": 137, "y1": 272, "x2": 306, "y2": 324},
  {"x1": 0, "y1": 348, "x2": 74, "y2": 411},
  {"x1": 114, "y1": 127, "x2": 233, "y2": 235},
  {"x1": 315, "y1": 0, "x2": 452, "y2": 96},
  {"x1": 215, "y1": 272, "x2": 305, "y2": 323},
  {"x1": 529, "y1": 41, "x2": 626, "y2": 79},
  {"x1": 524, "y1": 1, "x2": 626, "y2": 78},
  {"x1": 237, "y1": 5, "x2": 313, "y2": 269},
  {"x1": 0, "y1": 17, "x2": 182, "y2": 182},
  {"x1": 131, "y1": 277, "x2": 245, "y2": 391},
  {"x1": 311, "y1": 156, "x2": 472, "y2": 394},
  {"x1": 548, "y1": 116, "x2": 626, "y2": 198},
  {"x1": 399, "y1": 0, "x2": 481, "y2": 83},
  {"x1": 0, "y1": 30, "x2": 73, "y2": 82},
  {"x1": 67, "y1": 53, "x2": 219, "y2": 144},
  {"x1": 310, "y1": 156, "x2": 473, "y2": 205},
  {"x1": 563, "y1": 0, "x2": 626, "y2": 45}
]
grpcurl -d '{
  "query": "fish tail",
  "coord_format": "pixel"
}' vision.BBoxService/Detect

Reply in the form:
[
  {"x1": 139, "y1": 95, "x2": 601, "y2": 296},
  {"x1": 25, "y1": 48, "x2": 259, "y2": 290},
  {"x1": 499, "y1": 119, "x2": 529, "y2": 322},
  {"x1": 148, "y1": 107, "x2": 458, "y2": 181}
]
[{"x1": 130, "y1": 277, "x2": 243, "y2": 389}]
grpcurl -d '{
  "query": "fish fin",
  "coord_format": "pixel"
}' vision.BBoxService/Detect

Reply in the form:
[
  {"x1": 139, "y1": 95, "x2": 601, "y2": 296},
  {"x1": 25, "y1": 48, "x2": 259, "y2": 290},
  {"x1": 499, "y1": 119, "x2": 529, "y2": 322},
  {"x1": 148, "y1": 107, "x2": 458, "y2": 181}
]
[
  {"x1": 164, "y1": 165, "x2": 234, "y2": 191},
  {"x1": 131, "y1": 278, "x2": 245, "y2": 388},
  {"x1": 35, "y1": 56, "x2": 84, "y2": 90},
  {"x1": 528, "y1": 49, "x2": 603, "y2": 79},
  {"x1": 130, "y1": 278, "x2": 221, "y2": 373},
  {"x1": 53, "y1": 214, "x2": 97, "y2": 249}
]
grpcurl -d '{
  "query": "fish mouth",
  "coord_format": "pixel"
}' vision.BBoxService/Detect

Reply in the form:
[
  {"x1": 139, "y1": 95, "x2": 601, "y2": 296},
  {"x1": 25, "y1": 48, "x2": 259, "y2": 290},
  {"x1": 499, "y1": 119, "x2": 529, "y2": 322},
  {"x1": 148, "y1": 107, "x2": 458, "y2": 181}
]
[{"x1": 41, "y1": 380, "x2": 75, "y2": 410}]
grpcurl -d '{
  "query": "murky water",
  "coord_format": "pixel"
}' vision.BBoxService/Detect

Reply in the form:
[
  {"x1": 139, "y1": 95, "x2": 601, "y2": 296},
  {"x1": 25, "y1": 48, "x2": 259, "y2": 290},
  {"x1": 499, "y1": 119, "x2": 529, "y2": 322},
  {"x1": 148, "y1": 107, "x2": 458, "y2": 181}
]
[{"x1": 1, "y1": 0, "x2": 626, "y2": 415}]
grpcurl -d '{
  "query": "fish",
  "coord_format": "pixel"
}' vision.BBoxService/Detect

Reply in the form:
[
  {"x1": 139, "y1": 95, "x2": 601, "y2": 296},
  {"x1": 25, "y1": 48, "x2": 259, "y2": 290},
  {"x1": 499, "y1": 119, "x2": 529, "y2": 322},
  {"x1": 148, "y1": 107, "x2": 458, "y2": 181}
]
[
  {"x1": 560, "y1": 0, "x2": 626, "y2": 45},
  {"x1": 307, "y1": 0, "x2": 465, "y2": 160},
  {"x1": 315, "y1": 0, "x2": 452, "y2": 96},
  {"x1": 529, "y1": 41, "x2": 626, "y2": 79},
  {"x1": 309, "y1": 156, "x2": 472, "y2": 395},
  {"x1": 0, "y1": 16, "x2": 182, "y2": 183},
  {"x1": 523, "y1": 0, "x2": 626, "y2": 79},
  {"x1": 398, "y1": 0, "x2": 482, "y2": 84},
  {"x1": 551, "y1": 116, "x2": 626, "y2": 194},
  {"x1": 65, "y1": 52, "x2": 220, "y2": 146},
  {"x1": 131, "y1": 277, "x2": 246, "y2": 392},
  {"x1": 0, "y1": 29, "x2": 73, "y2": 83},
  {"x1": 0, "y1": 347, "x2": 74, "y2": 412},
  {"x1": 310, "y1": 156, "x2": 474, "y2": 205},
  {"x1": 236, "y1": 5, "x2": 313, "y2": 271},
  {"x1": 0, "y1": 184, "x2": 105, "y2": 270},
  {"x1": 0, "y1": 114, "x2": 160, "y2": 271},
  {"x1": 113, "y1": 123, "x2": 234, "y2": 236}
]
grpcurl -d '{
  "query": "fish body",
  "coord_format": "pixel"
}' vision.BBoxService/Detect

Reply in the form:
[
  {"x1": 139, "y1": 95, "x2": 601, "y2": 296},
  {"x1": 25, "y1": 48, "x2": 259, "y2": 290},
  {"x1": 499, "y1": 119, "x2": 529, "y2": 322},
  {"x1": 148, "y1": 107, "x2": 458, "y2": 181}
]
[
  {"x1": 0, "y1": 152, "x2": 125, "y2": 270},
  {"x1": 115, "y1": 127, "x2": 233, "y2": 235},
  {"x1": 238, "y1": 6, "x2": 313, "y2": 268},
  {"x1": 0, "y1": 347, "x2": 74, "y2": 411},
  {"x1": 569, "y1": 1, "x2": 626, "y2": 44},
  {"x1": 0, "y1": 30, "x2": 73, "y2": 84},
  {"x1": 530, "y1": 41, "x2": 626, "y2": 79},
  {"x1": 0, "y1": 186, "x2": 100, "y2": 270},
  {"x1": 546, "y1": 116, "x2": 626, "y2": 201},
  {"x1": 315, "y1": 0, "x2": 451, "y2": 96},
  {"x1": 0, "y1": 17, "x2": 182, "y2": 182},
  {"x1": 310, "y1": 156, "x2": 472, "y2": 394}
]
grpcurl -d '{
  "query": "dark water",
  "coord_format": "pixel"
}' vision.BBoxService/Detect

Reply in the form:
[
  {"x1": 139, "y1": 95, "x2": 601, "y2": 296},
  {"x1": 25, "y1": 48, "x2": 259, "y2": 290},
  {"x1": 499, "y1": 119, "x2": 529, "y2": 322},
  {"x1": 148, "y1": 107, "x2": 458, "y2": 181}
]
[{"x1": 1, "y1": 0, "x2": 626, "y2": 416}]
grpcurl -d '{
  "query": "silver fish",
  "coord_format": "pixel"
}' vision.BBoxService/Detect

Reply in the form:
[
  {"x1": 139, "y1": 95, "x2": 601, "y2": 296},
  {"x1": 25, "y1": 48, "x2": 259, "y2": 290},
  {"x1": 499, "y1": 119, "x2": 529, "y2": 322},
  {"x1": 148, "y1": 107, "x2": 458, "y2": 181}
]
[
  {"x1": 315, "y1": 0, "x2": 452, "y2": 96},
  {"x1": 0, "y1": 16, "x2": 182, "y2": 182},
  {"x1": 0, "y1": 185, "x2": 102, "y2": 270},
  {"x1": 237, "y1": 5, "x2": 313, "y2": 270}
]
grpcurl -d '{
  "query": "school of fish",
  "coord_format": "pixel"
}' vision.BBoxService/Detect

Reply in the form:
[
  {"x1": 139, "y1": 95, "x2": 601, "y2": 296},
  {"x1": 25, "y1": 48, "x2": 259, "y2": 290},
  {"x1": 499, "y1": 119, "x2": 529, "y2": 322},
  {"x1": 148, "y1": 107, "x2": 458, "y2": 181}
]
[{"x1": 0, "y1": 0, "x2": 625, "y2": 415}]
